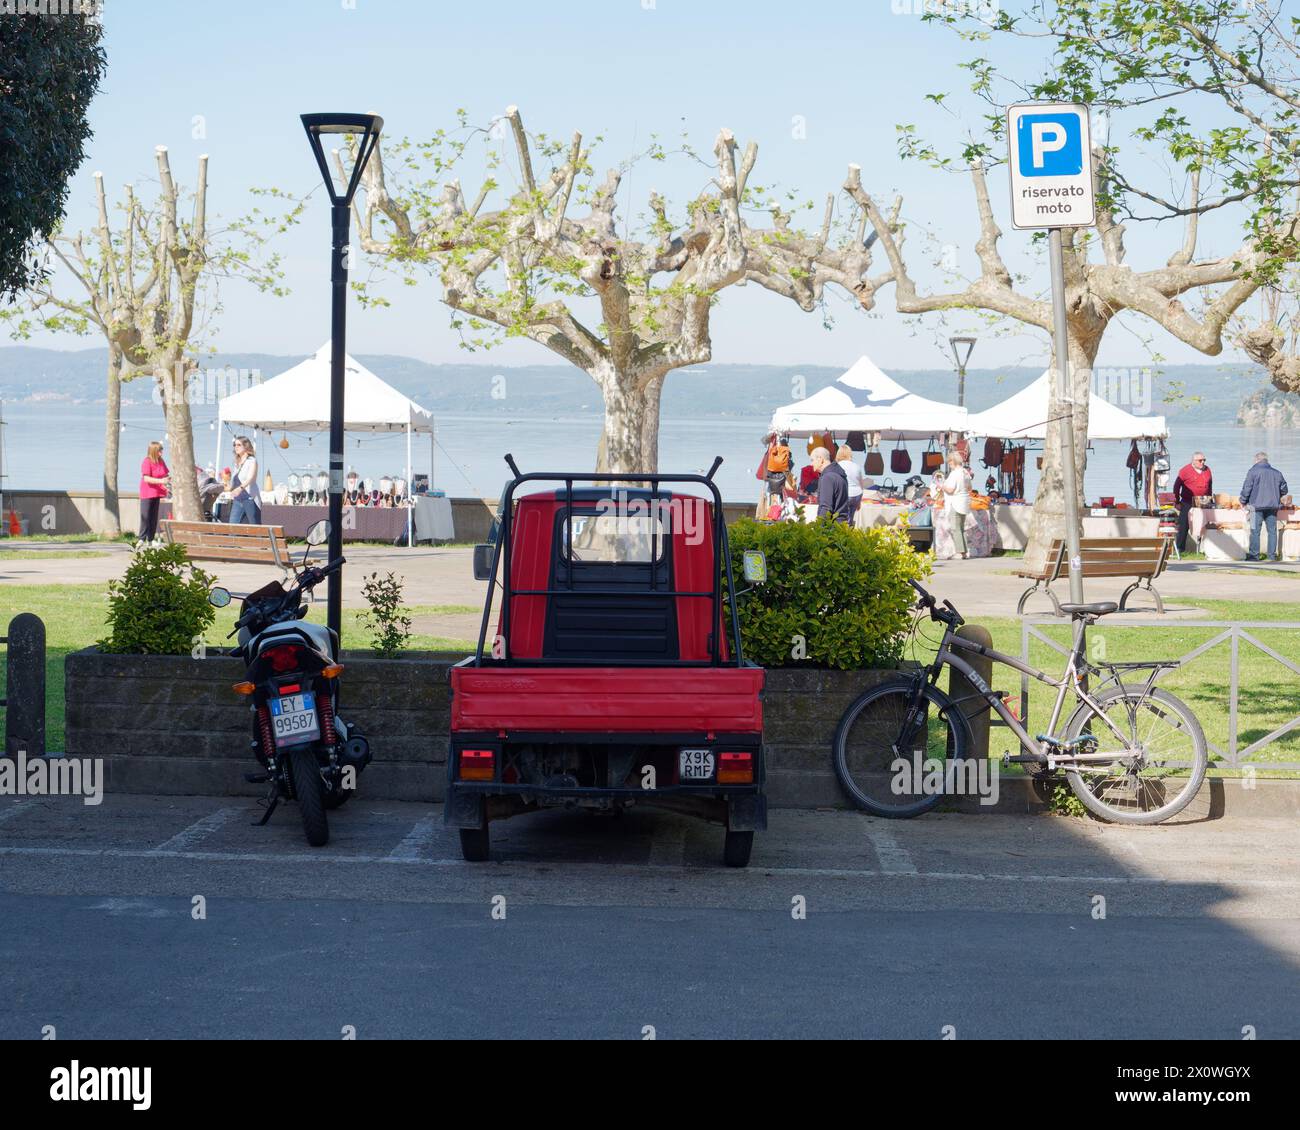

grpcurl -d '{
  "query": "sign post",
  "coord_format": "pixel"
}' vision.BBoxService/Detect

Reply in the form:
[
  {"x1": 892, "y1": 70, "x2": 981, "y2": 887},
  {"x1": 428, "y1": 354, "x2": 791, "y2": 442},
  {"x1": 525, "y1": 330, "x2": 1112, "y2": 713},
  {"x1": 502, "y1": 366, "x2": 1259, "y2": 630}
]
[{"x1": 1007, "y1": 102, "x2": 1095, "y2": 605}]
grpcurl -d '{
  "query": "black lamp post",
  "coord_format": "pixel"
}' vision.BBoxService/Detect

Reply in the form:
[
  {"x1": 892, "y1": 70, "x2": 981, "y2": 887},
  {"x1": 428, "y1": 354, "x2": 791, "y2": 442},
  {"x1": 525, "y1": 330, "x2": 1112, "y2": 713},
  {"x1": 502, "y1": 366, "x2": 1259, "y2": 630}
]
[
  {"x1": 949, "y1": 335, "x2": 977, "y2": 408},
  {"x1": 300, "y1": 111, "x2": 383, "y2": 643}
]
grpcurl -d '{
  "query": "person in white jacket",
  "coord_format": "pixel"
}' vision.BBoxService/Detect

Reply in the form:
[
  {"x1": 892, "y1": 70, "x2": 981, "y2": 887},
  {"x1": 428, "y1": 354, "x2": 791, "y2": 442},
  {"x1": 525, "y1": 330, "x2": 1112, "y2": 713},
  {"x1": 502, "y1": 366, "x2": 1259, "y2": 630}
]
[
  {"x1": 941, "y1": 451, "x2": 972, "y2": 559},
  {"x1": 228, "y1": 435, "x2": 262, "y2": 524}
]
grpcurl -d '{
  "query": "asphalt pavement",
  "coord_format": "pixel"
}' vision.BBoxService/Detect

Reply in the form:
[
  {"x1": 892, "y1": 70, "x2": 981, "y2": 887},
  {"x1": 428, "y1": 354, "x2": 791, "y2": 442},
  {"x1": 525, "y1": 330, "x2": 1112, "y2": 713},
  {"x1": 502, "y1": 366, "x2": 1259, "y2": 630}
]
[{"x1": 1, "y1": 794, "x2": 1296, "y2": 1039}]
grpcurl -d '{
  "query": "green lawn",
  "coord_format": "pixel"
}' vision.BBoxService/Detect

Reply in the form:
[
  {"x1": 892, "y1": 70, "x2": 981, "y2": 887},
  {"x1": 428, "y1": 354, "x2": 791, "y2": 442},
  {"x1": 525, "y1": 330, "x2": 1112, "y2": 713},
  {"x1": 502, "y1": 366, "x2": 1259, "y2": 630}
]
[
  {"x1": 948, "y1": 599, "x2": 1300, "y2": 777},
  {"x1": 0, "y1": 584, "x2": 476, "y2": 751}
]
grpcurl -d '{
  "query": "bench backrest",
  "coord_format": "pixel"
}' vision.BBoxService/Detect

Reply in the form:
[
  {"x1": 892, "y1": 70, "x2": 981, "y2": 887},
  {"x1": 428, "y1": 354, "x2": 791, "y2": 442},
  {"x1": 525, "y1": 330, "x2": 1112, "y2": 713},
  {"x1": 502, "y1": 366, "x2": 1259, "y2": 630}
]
[
  {"x1": 1043, "y1": 536, "x2": 1170, "y2": 581},
  {"x1": 161, "y1": 520, "x2": 289, "y2": 567}
]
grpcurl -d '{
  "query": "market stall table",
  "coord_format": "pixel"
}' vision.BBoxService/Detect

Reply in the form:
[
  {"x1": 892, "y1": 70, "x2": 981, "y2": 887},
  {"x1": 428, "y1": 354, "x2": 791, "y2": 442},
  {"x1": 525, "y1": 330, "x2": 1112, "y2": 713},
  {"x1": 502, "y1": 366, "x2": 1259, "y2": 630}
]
[
  {"x1": 933, "y1": 507, "x2": 1001, "y2": 560},
  {"x1": 257, "y1": 504, "x2": 411, "y2": 543},
  {"x1": 1189, "y1": 506, "x2": 1298, "y2": 559}
]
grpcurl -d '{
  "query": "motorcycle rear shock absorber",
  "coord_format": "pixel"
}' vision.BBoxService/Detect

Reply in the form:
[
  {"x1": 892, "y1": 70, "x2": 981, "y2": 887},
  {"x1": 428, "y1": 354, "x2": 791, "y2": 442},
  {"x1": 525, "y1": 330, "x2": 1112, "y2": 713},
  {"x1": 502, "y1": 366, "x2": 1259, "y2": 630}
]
[
  {"x1": 255, "y1": 703, "x2": 275, "y2": 763},
  {"x1": 318, "y1": 689, "x2": 338, "y2": 748}
]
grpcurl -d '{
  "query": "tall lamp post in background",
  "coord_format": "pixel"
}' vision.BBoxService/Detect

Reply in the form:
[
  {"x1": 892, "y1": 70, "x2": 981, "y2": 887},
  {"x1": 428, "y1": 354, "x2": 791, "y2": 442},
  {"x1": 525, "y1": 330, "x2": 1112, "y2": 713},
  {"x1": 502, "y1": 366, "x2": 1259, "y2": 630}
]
[
  {"x1": 949, "y1": 335, "x2": 977, "y2": 408},
  {"x1": 300, "y1": 112, "x2": 383, "y2": 643}
]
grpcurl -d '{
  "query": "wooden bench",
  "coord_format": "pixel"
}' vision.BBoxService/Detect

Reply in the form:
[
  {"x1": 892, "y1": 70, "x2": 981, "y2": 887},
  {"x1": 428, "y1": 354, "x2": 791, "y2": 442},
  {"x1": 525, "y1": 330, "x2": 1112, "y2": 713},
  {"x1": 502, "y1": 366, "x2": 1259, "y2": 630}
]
[
  {"x1": 1015, "y1": 536, "x2": 1173, "y2": 615},
  {"x1": 160, "y1": 520, "x2": 296, "y2": 570}
]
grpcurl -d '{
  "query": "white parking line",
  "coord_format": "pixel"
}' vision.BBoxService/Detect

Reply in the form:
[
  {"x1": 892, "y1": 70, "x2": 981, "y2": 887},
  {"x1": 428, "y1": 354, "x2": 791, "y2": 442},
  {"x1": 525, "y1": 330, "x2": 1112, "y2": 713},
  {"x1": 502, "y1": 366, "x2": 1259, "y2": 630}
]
[
  {"x1": 151, "y1": 808, "x2": 242, "y2": 853},
  {"x1": 862, "y1": 820, "x2": 917, "y2": 874},
  {"x1": 0, "y1": 800, "x2": 36, "y2": 828},
  {"x1": 386, "y1": 816, "x2": 438, "y2": 862},
  {"x1": 0, "y1": 843, "x2": 1295, "y2": 887}
]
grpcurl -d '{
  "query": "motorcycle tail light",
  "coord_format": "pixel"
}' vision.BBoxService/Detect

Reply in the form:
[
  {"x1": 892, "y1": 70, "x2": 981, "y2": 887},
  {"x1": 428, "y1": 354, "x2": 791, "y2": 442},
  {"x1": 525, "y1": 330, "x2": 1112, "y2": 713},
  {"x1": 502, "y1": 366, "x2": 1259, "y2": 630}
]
[
  {"x1": 263, "y1": 644, "x2": 302, "y2": 673},
  {"x1": 321, "y1": 663, "x2": 344, "y2": 679},
  {"x1": 278, "y1": 683, "x2": 301, "y2": 695},
  {"x1": 717, "y1": 752, "x2": 754, "y2": 784},
  {"x1": 232, "y1": 681, "x2": 256, "y2": 695},
  {"x1": 459, "y1": 749, "x2": 495, "y2": 781}
]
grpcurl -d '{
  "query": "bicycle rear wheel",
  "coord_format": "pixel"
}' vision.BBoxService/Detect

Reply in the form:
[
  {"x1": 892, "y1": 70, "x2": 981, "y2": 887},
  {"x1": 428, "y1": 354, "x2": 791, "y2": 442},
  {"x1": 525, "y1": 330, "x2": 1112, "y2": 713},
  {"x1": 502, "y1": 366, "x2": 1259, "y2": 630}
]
[
  {"x1": 1062, "y1": 685, "x2": 1208, "y2": 824},
  {"x1": 833, "y1": 678, "x2": 971, "y2": 818}
]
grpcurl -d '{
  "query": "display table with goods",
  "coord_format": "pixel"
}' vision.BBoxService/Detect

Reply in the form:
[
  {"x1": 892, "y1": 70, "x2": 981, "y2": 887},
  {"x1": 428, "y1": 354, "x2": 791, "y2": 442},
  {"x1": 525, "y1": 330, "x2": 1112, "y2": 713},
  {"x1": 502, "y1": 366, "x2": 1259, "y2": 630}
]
[
  {"x1": 1189, "y1": 504, "x2": 1299, "y2": 559},
  {"x1": 932, "y1": 500, "x2": 1001, "y2": 560}
]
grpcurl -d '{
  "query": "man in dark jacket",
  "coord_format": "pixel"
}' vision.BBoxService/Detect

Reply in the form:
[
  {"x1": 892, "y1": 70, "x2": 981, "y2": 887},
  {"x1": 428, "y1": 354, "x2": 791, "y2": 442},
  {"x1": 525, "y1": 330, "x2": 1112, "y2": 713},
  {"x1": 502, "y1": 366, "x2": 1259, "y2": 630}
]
[
  {"x1": 811, "y1": 446, "x2": 850, "y2": 523},
  {"x1": 1240, "y1": 451, "x2": 1290, "y2": 561}
]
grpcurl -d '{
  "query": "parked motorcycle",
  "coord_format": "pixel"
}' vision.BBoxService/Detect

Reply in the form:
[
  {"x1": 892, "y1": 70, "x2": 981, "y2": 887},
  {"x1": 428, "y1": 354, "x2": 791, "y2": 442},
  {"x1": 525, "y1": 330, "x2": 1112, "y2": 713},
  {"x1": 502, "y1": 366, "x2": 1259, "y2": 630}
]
[{"x1": 208, "y1": 520, "x2": 370, "y2": 846}]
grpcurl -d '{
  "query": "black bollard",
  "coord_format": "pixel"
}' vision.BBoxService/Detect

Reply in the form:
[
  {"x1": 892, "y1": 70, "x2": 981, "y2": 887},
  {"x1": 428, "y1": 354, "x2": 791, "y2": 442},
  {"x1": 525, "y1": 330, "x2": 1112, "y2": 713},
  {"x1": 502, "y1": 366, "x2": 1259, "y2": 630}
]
[{"x1": 4, "y1": 613, "x2": 46, "y2": 758}]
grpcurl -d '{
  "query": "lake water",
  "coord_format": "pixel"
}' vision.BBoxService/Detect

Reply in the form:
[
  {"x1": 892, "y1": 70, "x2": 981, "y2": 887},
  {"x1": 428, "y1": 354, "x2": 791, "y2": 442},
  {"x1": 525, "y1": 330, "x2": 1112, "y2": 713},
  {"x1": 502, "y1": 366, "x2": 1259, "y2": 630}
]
[{"x1": 0, "y1": 401, "x2": 1296, "y2": 505}]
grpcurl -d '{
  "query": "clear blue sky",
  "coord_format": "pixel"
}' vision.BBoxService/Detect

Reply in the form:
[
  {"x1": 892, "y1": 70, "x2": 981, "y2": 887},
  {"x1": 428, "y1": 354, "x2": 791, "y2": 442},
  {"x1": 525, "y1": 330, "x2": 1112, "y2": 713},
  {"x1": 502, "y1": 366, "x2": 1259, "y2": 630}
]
[{"x1": 36, "y1": 0, "x2": 1257, "y2": 374}]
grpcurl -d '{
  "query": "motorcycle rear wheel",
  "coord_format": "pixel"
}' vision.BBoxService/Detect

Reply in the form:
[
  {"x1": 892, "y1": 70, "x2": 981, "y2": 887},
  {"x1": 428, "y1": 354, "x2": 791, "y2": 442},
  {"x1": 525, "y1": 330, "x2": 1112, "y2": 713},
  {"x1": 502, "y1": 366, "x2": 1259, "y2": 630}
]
[{"x1": 289, "y1": 746, "x2": 329, "y2": 846}]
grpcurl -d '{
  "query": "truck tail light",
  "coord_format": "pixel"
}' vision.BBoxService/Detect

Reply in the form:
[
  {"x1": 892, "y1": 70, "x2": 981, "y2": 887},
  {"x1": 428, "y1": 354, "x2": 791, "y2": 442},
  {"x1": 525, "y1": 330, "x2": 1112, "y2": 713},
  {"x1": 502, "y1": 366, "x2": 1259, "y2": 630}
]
[
  {"x1": 717, "y1": 752, "x2": 754, "y2": 784},
  {"x1": 459, "y1": 749, "x2": 495, "y2": 781}
]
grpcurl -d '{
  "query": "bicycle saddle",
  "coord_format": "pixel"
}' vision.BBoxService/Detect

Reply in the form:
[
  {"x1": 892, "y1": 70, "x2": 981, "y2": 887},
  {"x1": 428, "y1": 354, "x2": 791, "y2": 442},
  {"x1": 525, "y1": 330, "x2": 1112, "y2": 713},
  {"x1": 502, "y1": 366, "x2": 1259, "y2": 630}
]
[{"x1": 1059, "y1": 601, "x2": 1119, "y2": 618}]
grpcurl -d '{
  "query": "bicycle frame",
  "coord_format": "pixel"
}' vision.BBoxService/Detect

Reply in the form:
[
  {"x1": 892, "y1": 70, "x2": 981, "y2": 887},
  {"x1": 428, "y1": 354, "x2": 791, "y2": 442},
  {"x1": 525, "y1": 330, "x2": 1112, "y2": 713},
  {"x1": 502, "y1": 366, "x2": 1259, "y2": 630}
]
[{"x1": 920, "y1": 617, "x2": 1142, "y2": 770}]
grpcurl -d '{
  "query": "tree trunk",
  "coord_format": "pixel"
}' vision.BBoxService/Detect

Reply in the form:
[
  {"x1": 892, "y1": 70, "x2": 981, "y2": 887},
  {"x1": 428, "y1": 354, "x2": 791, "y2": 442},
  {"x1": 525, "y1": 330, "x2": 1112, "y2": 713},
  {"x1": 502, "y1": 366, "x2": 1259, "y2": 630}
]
[
  {"x1": 1024, "y1": 334, "x2": 1100, "y2": 572},
  {"x1": 639, "y1": 373, "x2": 665, "y2": 474},
  {"x1": 102, "y1": 346, "x2": 123, "y2": 538},
  {"x1": 594, "y1": 362, "x2": 662, "y2": 474},
  {"x1": 156, "y1": 360, "x2": 201, "y2": 522}
]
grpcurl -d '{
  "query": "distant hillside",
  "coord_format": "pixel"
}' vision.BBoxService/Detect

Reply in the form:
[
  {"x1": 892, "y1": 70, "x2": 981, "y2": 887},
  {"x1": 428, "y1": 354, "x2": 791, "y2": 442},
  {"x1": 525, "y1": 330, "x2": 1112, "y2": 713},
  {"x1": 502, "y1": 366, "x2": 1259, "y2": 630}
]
[{"x1": 0, "y1": 344, "x2": 1273, "y2": 424}]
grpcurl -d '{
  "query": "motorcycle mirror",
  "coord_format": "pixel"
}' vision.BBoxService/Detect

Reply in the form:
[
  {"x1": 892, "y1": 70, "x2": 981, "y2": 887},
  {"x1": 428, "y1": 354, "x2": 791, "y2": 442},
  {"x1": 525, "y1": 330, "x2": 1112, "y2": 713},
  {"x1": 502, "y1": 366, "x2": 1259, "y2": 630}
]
[
  {"x1": 742, "y1": 550, "x2": 768, "y2": 584},
  {"x1": 306, "y1": 519, "x2": 331, "y2": 546},
  {"x1": 208, "y1": 587, "x2": 232, "y2": 608}
]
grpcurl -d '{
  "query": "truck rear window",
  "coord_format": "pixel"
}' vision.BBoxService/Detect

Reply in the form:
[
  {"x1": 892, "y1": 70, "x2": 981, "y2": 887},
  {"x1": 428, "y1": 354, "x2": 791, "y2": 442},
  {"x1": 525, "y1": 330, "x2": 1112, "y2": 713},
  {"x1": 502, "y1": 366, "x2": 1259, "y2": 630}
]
[{"x1": 562, "y1": 513, "x2": 665, "y2": 563}]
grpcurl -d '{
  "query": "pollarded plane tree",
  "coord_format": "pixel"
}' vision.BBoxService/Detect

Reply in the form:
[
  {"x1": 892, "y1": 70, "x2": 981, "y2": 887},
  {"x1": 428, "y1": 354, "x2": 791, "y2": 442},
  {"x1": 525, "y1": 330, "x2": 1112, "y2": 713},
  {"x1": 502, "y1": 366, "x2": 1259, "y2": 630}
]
[
  {"x1": 342, "y1": 107, "x2": 900, "y2": 473},
  {"x1": 5, "y1": 148, "x2": 287, "y2": 528},
  {"x1": 853, "y1": 0, "x2": 1300, "y2": 568}
]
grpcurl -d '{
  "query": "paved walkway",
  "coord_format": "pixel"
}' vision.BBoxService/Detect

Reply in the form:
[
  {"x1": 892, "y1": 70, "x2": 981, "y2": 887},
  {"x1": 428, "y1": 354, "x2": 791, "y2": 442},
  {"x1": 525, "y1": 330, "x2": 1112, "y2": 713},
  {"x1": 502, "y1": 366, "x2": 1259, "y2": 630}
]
[{"x1": 2, "y1": 542, "x2": 1296, "y2": 628}]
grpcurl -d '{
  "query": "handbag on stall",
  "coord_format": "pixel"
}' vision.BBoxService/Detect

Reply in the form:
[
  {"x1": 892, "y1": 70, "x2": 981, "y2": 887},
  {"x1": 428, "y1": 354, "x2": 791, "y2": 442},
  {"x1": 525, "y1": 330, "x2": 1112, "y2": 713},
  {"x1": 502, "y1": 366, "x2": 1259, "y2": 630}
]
[
  {"x1": 865, "y1": 438, "x2": 885, "y2": 477},
  {"x1": 982, "y1": 437, "x2": 1003, "y2": 468},
  {"x1": 921, "y1": 439, "x2": 944, "y2": 474},
  {"x1": 890, "y1": 438, "x2": 912, "y2": 474},
  {"x1": 846, "y1": 431, "x2": 866, "y2": 453}
]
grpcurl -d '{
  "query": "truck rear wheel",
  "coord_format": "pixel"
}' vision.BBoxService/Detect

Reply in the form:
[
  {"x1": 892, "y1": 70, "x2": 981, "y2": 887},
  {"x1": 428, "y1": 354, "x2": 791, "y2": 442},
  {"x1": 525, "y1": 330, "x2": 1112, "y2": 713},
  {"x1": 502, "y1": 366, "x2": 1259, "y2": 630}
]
[
  {"x1": 460, "y1": 825, "x2": 491, "y2": 862},
  {"x1": 723, "y1": 829, "x2": 753, "y2": 868}
]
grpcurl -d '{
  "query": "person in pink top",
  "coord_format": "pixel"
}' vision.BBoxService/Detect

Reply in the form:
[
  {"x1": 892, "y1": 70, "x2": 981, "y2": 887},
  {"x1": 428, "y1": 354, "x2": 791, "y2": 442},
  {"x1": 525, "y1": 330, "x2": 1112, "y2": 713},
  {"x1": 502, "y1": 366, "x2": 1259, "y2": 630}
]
[{"x1": 138, "y1": 440, "x2": 171, "y2": 542}]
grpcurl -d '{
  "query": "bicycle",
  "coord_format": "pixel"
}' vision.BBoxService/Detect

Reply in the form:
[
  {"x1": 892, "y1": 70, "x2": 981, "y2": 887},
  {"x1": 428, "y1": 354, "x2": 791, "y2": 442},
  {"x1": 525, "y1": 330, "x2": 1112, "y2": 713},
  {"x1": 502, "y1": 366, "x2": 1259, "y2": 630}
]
[{"x1": 832, "y1": 578, "x2": 1208, "y2": 824}]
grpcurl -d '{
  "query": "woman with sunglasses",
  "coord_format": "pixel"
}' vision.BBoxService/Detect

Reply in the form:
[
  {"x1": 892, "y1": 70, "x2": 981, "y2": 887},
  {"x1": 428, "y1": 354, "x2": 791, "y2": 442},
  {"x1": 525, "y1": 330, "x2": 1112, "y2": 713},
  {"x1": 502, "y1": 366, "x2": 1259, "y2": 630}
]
[{"x1": 227, "y1": 435, "x2": 262, "y2": 524}]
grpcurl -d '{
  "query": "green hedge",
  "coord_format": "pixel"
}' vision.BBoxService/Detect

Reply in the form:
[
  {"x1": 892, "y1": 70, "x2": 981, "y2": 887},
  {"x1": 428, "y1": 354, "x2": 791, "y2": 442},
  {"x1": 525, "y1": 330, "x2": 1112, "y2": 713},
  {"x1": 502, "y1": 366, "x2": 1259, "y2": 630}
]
[{"x1": 725, "y1": 517, "x2": 931, "y2": 669}]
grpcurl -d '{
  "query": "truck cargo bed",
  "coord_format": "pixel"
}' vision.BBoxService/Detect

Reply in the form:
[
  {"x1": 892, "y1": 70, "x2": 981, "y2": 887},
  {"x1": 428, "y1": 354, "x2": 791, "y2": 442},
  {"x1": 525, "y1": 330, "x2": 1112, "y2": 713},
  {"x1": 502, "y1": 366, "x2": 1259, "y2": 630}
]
[{"x1": 450, "y1": 664, "x2": 763, "y2": 735}]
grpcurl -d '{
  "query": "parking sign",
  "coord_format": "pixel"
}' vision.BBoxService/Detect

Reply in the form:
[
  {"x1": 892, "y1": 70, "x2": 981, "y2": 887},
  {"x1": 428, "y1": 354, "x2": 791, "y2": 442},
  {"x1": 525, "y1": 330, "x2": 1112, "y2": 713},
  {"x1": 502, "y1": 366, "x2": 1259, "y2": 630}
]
[{"x1": 1007, "y1": 103, "x2": 1095, "y2": 229}]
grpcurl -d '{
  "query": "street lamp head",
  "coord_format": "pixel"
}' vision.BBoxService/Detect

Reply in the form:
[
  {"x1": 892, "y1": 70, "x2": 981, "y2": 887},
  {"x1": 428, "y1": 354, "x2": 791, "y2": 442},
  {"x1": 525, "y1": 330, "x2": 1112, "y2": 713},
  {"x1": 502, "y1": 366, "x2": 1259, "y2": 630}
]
[
  {"x1": 300, "y1": 112, "x2": 384, "y2": 206},
  {"x1": 949, "y1": 335, "x2": 977, "y2": 371}
]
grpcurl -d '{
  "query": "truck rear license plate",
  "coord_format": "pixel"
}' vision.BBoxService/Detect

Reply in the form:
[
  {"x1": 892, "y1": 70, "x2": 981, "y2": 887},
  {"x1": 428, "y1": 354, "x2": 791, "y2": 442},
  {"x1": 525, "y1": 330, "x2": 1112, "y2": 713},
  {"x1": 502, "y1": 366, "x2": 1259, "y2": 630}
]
[
  {"x1": 270, "y1": 692, "x2": 319, "y2": 747},
  {"x1": 679, "y1": 749, "x2": 714, "y2": 781}
]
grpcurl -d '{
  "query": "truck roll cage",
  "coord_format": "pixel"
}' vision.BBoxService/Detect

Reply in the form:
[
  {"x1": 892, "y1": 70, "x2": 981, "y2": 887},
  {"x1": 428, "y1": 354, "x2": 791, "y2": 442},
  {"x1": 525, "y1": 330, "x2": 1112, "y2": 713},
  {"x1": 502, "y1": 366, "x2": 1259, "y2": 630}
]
[{"x1": 472, "y1": 454, "x2": 748, "y2": 668}]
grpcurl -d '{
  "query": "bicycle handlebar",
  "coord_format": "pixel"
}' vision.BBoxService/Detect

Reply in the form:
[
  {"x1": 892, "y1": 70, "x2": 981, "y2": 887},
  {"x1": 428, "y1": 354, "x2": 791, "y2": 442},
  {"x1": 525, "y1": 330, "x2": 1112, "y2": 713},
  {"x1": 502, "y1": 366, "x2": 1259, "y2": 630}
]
[{"x1": 908, "y1": 578, "x2": 963, "y2": 626}]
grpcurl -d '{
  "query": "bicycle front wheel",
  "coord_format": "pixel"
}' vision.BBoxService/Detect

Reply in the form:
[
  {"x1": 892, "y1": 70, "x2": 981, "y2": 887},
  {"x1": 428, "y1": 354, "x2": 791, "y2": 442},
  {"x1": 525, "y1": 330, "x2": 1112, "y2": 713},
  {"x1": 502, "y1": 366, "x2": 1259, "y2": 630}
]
[
  {"x1": 833, "y1": 678, "x2": 971, "y2": 818},
  {"x1": 1062, "y1": 685, "x2": 1208, "y2": 825}
]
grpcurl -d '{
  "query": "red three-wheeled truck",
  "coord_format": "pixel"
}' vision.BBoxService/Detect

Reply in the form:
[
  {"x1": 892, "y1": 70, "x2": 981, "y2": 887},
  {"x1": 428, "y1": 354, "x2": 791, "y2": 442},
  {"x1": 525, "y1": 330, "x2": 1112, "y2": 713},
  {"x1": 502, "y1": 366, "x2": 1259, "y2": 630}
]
[{"x1": 445, "y1": 456, "x2": 767, "y2": 867}]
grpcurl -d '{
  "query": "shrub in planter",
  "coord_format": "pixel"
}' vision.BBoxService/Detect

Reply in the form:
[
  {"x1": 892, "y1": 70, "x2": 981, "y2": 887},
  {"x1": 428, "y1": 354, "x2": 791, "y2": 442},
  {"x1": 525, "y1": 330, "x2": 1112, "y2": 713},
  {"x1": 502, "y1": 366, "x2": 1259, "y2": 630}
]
[
  {"x1": 725, "y1": 517, "x2": 931, "y2": 669},
  {"x1": 99, "y1": 542, "x2": 217, "y2": 655}
]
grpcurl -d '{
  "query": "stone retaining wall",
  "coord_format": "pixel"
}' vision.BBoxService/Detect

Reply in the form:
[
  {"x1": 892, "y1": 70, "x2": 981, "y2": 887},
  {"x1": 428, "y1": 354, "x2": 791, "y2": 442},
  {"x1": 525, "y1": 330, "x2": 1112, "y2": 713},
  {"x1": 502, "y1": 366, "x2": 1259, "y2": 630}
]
[{"x1": 63, "y1": 649, "x2": 898, "y2": 808}]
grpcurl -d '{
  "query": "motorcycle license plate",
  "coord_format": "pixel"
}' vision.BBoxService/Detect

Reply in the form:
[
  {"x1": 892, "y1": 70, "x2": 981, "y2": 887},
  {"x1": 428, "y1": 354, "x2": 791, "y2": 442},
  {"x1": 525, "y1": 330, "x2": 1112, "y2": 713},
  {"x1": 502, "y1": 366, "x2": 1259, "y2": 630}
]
[
  {"x1": 270, "y1": 692, "x2": 319, "y2": 747},
  {"x1": 679, "y1": 749, "x2": 714, "y2": 781}
]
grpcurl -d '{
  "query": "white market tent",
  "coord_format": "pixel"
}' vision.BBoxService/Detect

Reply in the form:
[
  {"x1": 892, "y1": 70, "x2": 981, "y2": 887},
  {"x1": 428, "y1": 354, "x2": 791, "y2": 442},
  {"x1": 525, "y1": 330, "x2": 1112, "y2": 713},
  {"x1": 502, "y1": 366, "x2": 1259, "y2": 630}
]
[
  {"x1": 770, "y1": 354, "x2": 969, "y2": 440},
  {"x1": 214, "y1": 342, "x2": 436, "y2": 546},
  {"x1": 965, "y1": 371, "x2": 1168, "y2": 441}
]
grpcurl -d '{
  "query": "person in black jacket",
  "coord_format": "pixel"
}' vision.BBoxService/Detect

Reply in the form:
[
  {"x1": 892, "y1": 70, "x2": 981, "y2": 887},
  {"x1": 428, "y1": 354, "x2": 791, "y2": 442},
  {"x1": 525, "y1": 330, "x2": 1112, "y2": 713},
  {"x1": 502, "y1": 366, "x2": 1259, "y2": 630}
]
[
  {"x1": 810, "y1": 447, "x2": 850, "y2": 522},
  {"x1": 1240, "y1": 452, "x2": 1290, "y2": 561}
]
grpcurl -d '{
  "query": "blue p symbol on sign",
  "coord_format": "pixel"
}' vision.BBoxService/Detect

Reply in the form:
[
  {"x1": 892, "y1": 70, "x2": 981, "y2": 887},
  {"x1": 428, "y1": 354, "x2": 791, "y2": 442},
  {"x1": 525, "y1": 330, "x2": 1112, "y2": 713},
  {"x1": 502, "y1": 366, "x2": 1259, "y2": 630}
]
[{"x1": 1016, "y1": 113, "x2": 1082, "y2": 177}]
